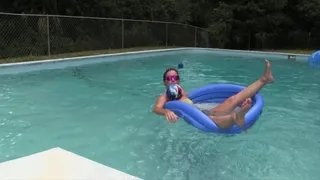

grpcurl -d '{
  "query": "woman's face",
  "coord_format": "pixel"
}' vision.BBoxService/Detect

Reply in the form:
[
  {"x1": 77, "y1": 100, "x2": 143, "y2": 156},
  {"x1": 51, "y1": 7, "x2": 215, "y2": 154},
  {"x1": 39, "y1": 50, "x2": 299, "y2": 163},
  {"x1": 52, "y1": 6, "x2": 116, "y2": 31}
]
[{"x1": 164, "y1": 70, "x2": 180, "y2": 87}]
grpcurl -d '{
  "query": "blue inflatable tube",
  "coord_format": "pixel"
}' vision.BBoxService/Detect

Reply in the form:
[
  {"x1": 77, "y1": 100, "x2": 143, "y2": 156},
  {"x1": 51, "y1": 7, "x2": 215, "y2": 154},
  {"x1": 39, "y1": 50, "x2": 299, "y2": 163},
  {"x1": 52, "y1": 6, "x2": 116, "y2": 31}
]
[
  {"x1": 164, "y1": 84, "x2": 264, "y2": 134},
  {"x1": 308, "y1": 50, "x2": 320, "y2": 67}
]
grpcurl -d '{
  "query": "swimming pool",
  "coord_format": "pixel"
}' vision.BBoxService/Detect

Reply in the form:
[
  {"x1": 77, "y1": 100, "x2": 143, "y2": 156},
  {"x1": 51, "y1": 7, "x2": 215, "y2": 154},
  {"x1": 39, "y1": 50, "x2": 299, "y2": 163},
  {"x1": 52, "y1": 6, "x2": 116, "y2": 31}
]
[{"x1": 0, "y1": 48, "x2": 319, "y2": 180}]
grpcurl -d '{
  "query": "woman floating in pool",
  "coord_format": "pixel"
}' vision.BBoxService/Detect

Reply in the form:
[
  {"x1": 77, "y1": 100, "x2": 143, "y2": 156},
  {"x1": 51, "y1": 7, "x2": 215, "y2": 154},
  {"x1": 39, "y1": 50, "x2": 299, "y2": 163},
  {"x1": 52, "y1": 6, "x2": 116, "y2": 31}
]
[{"x1": 153, "y1": 60, "x2": 274, "y2": 129}]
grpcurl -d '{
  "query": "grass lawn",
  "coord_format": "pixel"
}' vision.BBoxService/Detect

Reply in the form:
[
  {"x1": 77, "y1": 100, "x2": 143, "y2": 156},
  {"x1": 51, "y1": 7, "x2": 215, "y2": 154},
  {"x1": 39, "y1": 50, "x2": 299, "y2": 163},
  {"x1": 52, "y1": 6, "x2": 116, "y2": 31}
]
[
  {"x1": 262, "y1": 49, "x2": 316, "y2": 55},
  {"x1": 0, "y1": 46, "x2": 179, "y2": 64}
]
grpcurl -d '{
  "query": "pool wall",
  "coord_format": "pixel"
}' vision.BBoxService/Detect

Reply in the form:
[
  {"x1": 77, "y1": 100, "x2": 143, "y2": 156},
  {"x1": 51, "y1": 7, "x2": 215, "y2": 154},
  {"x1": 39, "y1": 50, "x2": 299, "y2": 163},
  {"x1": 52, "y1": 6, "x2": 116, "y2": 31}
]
[
  {"x1": 190, "y1": 48, "x2": 310, "y2": 62},
  {"x1": 0, "y1": 48, "x2": 311, "y2": 75}
]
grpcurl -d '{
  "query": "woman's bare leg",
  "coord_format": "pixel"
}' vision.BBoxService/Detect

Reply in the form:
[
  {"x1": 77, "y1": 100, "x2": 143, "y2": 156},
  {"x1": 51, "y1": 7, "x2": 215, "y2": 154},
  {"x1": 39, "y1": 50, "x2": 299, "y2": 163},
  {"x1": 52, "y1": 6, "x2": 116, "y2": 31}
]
[
  {"x1": 209, "y1": 102, "x2": 251, "y2": 129},
  {"x1": 213, "y1": 60, "x2": 274, "y2": 115}
]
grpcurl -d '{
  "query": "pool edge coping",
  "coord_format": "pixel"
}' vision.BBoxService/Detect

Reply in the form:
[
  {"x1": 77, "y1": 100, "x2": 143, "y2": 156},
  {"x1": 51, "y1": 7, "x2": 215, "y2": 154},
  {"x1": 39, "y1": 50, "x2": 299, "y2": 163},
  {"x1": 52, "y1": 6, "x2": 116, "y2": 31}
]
[
  {"x1": 0, "y1": 48, "x2": 189, "y2": 68},
  {"x1": 0, "y1": 47, "x2": 311, "y2": 68}
]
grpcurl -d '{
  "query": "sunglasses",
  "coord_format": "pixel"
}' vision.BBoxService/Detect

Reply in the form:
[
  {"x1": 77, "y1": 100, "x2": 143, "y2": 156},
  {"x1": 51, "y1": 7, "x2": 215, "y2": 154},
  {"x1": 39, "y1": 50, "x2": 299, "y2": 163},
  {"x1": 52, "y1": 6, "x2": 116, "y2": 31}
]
[{"x1": 166, "y1": 75, "x2": 180, "y2": 81}]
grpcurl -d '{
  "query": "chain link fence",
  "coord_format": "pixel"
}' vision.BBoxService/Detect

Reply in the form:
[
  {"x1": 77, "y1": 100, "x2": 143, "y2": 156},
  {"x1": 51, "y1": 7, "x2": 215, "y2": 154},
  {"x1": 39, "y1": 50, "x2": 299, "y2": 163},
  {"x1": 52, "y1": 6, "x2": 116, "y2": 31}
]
[{"x1": 0, "y1": 12, "x2": 212, "y2": 60}]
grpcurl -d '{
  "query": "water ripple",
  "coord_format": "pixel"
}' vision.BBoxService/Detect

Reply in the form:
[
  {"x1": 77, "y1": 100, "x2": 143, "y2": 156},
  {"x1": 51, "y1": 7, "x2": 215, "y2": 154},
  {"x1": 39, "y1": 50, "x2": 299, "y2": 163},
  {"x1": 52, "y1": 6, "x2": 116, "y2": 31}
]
[{"x1": 0, "y1": 53, "x2": 320, "y2": 180}]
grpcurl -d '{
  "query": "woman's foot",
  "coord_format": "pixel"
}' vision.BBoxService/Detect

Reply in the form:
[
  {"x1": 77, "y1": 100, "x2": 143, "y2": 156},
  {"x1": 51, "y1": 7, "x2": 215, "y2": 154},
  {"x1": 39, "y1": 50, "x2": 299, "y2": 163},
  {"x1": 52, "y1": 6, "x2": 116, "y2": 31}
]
[
  {"x1": 233, "y1": 101, "x2": 252, "y2": 128},
  {"x1": 260, "y1": 60, "x2": 274, "y2": 84},
  {"x1": 240, "y1": 98, "x2": 252, "y2": 108}
]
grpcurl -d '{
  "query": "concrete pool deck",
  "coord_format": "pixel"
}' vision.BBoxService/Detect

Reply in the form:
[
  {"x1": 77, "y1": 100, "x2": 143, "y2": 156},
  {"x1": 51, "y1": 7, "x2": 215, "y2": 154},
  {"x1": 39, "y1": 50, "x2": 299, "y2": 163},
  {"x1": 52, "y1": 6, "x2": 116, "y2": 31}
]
[{"x1": 0, "y1": 147, "x2": 142, "y2": 180}]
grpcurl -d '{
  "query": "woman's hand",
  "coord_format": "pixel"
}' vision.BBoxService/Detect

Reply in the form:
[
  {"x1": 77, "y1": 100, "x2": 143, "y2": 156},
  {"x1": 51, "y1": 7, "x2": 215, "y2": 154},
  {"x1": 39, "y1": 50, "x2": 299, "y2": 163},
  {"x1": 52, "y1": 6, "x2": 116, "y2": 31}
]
[{"x1": 164, "y1": 109, "x2": 179, "y2": 122}]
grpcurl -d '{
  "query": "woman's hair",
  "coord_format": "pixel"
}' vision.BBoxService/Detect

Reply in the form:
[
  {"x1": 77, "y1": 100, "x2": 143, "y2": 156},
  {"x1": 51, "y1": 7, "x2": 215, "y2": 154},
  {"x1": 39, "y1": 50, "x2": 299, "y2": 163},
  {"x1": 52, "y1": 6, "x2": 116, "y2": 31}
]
[{"x1": 162, "y1": 67, "x2": 179, "y2": 81}]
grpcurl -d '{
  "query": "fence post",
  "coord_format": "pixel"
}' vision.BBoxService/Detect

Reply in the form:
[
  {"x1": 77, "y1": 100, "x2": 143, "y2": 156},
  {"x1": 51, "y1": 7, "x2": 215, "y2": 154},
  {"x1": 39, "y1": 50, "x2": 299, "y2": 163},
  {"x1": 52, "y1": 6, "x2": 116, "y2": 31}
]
[
  {"x1": 122, "y1": 19, "x2": 124, "y2": 49},
  {"x1": 207, "y1": 31, "x2": 209, "y2": 48},
  {"x1": 165, "y1": 23, "x2": 168, "y2": 47},
  {"x1": 46, "y1": 15, "x2": 51, "y2": 56},
  {"x1": 194, "y1": 27, "x2": 197, "y2": 47}
]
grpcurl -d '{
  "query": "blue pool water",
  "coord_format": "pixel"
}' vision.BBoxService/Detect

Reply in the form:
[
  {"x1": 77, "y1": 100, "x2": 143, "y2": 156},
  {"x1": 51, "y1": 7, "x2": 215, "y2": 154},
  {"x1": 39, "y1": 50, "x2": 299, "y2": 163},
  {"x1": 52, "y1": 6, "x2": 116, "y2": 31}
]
[{"x1": 0, "y1": 49, "x2": 320, "y2": 180}]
